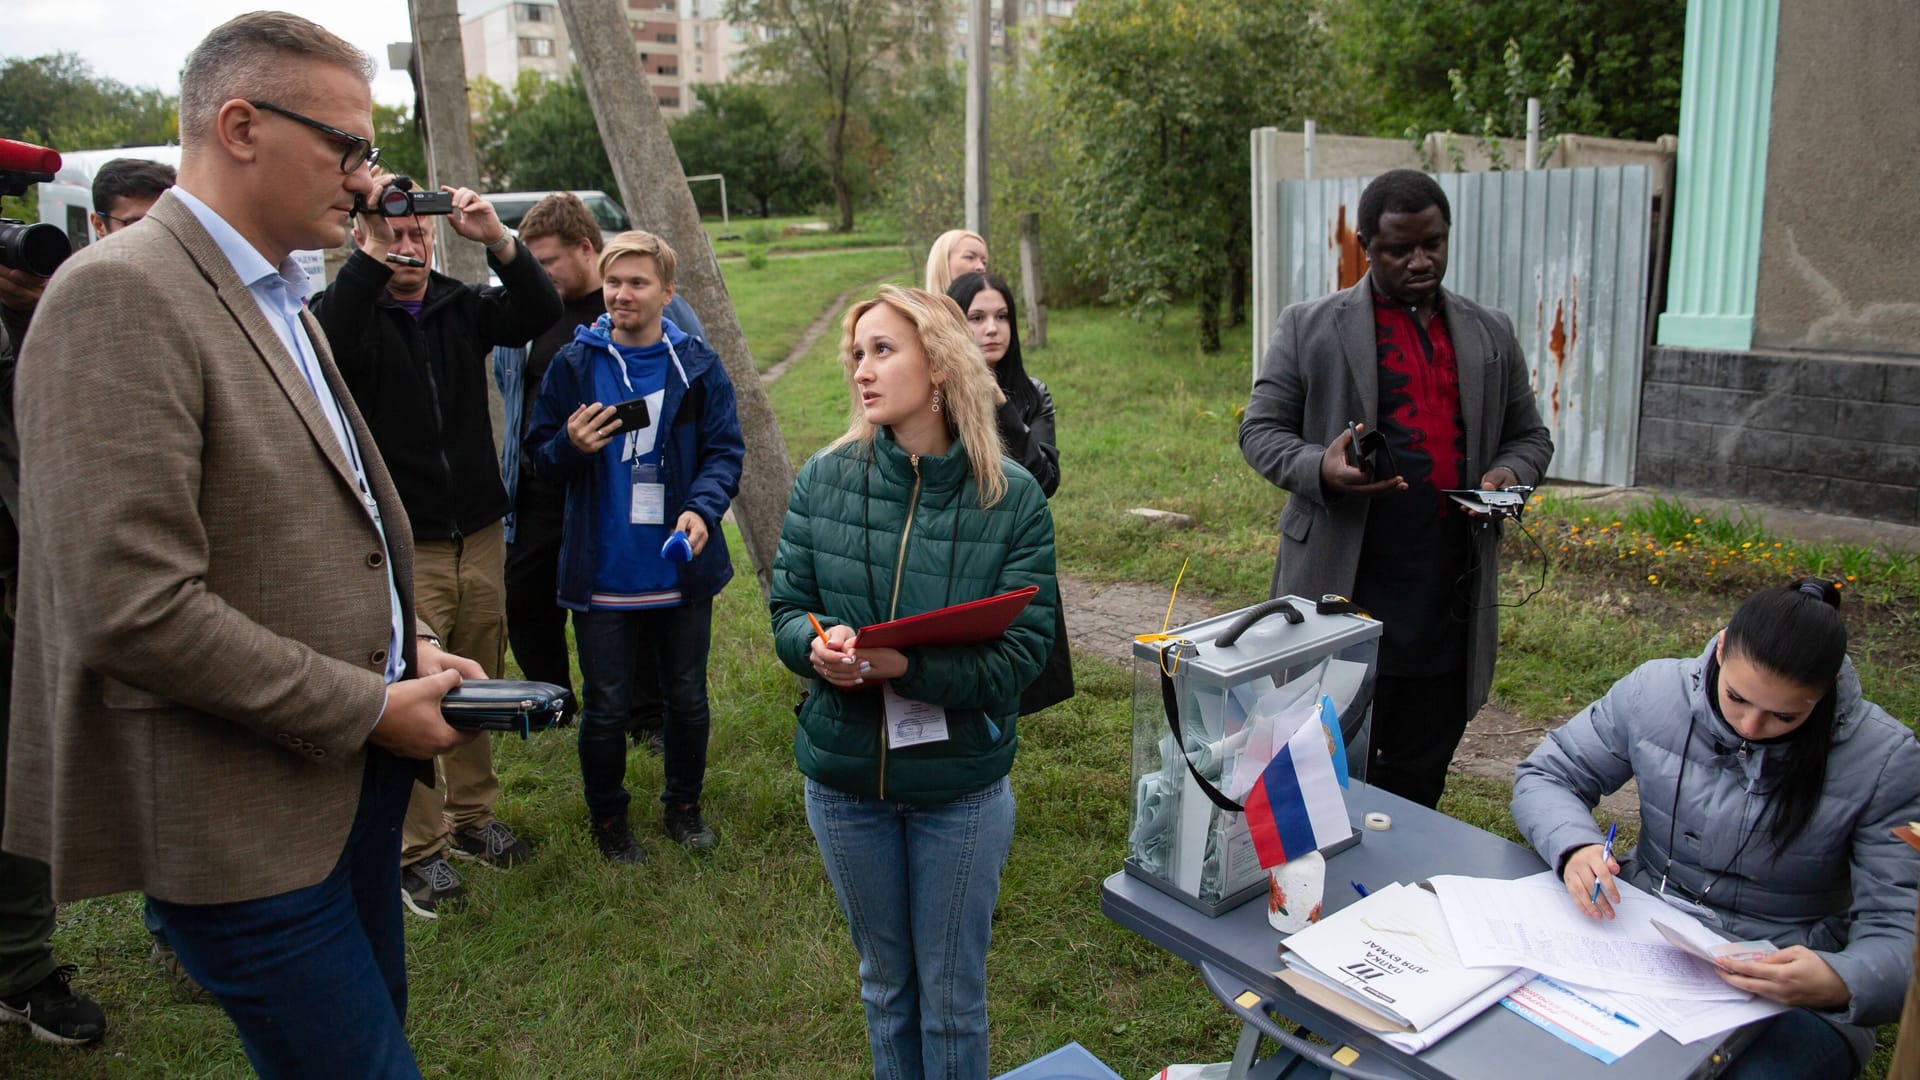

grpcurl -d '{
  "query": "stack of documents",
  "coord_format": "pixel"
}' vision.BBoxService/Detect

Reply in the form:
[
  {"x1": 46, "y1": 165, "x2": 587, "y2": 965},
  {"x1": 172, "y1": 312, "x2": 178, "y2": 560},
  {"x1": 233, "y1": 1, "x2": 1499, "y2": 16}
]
[
  {"x1": 1427, "y1": 872, "x2": 1789, "y2": 1059},
  {"x1": 1267, "y1": 871, "x2": 1789, "y2": 1065},
  {"x1": 1276, "y1": 882, "x2": 1533, "y2": 1052}
]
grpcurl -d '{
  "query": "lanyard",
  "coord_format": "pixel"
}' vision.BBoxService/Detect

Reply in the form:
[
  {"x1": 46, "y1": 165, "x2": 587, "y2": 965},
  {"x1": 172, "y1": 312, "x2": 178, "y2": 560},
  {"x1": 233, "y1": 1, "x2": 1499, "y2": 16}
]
[{"x1": 602, "y1": 334, "x2": 685, "y2": 462}]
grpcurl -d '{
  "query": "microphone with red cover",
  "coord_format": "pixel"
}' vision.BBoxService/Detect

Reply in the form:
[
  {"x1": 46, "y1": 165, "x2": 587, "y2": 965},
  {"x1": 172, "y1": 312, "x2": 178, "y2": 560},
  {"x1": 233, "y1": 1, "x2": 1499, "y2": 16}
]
[{"x1": 0, "y1": 137, "x2": 72, "y2": 277}]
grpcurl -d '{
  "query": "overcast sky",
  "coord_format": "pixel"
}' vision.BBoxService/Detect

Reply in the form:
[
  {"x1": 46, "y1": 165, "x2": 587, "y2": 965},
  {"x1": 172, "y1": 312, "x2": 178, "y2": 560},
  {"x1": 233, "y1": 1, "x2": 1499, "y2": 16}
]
[{"x1": 7, "y1": 1, "x2": 429, "y2": 108}]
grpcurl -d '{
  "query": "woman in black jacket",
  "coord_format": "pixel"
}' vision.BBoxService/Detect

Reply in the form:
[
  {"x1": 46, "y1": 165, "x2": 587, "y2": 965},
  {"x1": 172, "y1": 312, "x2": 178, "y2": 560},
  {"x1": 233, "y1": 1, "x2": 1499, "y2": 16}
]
[{"x1": 947, "y1": 271, "x2": 1072, "y2": 714}]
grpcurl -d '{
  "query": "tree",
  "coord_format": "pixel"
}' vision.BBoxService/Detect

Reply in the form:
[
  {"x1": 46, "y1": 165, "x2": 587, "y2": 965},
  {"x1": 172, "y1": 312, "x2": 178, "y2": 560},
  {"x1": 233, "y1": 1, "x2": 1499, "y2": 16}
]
[
  {"x1": 372, "y1": 102, "x2": 428, "y2": 183},
  {"x1": 669, "y1": 81, "x2": 827, "y2": 217},
  {"x1": 0, "y1": 52, "x2": 177, "y2": 150},
  {"x1": 723, "y1": 0, "x2": 946, "y2": 231},
  {"x1": 465, "y1": 69, "x2": 615, "y2": 193},
  {"x1": 1048, "y1": 0, "x2": 1331, "y2": 351},
  {"x1": 1329, "y1": 0, "x2": 1684, "y2": 143}
]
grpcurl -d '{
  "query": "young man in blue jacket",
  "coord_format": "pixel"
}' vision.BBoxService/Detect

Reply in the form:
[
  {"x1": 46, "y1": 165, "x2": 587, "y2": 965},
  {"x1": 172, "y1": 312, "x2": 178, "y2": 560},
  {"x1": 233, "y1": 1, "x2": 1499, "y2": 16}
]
[{"x1": 527, "y1": 231, "x2": 744, "y2": 861}]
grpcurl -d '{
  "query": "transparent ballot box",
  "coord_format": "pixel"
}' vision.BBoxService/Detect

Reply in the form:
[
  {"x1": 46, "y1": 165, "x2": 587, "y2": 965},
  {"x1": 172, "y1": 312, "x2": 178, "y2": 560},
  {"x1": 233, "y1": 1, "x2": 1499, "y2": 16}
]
[{"x1": 1127, "y1": 596, "x2": 1381, "y2": 916}]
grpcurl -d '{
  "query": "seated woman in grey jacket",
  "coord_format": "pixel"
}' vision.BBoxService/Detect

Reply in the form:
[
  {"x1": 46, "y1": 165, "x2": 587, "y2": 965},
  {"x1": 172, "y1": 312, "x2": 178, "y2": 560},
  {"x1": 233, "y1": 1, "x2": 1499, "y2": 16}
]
[{"x1": 1512, "y1": 578, "x2": 1919, "y2": 1079}]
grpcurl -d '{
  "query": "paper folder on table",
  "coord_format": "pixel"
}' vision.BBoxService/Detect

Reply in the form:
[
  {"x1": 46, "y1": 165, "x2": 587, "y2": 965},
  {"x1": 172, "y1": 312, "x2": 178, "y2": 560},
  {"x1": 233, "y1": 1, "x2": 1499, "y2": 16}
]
[
  {"x1": 1277, "y1": 882, "x2": 1524, "y2": 1034},
  {"x1": 855, "y1": 586, "x2": 1039, "y2": 649}
]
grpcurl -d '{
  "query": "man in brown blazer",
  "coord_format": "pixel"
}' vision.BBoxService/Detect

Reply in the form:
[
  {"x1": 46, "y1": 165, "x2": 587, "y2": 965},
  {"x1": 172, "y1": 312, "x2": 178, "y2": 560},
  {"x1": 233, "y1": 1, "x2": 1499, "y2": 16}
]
[{"x1": 3, "y1": 13, "x2": 480, "y2": 1076}]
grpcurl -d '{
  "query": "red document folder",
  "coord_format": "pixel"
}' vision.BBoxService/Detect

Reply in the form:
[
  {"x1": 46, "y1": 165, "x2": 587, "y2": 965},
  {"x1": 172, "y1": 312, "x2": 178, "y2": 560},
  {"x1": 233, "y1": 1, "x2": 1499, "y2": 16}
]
[{"x1": 855, "y1": 586, "x2": 1039, "y2": 649}]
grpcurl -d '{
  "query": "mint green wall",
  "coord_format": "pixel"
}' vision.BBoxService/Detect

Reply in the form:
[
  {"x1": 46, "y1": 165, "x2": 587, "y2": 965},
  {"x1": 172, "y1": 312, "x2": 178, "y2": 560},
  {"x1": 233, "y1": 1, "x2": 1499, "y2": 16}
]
[{"x1": 1656, "y1": 0, "x2": 1779, "y2": 351}]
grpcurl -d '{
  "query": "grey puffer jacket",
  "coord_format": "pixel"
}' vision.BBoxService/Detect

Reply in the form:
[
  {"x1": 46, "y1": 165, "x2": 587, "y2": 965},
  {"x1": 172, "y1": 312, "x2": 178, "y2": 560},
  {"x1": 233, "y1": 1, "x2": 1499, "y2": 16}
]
[{"x1": 1513, "y1": 635, "x2": 1920, "y2": 1064}]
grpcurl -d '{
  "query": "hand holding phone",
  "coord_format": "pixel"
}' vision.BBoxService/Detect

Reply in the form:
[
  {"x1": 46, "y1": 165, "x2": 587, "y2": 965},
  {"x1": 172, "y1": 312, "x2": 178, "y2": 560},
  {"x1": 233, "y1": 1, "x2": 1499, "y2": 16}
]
[{"x1": 609, "y1": 397, "x2": 651, "y2": 433}]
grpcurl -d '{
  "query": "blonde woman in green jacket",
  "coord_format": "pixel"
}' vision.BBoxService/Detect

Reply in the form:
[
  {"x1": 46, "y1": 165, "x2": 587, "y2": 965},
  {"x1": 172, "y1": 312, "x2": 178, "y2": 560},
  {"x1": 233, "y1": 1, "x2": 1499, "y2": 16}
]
[{"x1": 770, "y1": 285, "x2": 1057, "y2": 1080}]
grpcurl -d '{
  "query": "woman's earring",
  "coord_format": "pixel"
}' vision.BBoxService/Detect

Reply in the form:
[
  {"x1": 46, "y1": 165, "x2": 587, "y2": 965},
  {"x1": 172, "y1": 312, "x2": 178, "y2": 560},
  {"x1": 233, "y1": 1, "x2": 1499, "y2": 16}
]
[{"x1": 931, "y1": 388, "x2": 942, "y2": 413}]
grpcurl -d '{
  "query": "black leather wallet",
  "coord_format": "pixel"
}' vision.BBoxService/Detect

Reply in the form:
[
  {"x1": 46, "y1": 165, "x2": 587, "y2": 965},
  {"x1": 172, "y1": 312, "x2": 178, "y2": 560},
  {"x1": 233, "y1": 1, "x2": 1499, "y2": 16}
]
[{"x1": 440, "y1": 680, "x2": 573, "y2": 738}]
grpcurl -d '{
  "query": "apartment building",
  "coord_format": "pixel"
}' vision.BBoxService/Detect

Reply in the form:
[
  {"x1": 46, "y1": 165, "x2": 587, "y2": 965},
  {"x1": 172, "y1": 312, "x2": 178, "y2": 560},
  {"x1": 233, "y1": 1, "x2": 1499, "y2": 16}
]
[{"x1": 459, "y1": 0, "x2": 688, "y2": 113}]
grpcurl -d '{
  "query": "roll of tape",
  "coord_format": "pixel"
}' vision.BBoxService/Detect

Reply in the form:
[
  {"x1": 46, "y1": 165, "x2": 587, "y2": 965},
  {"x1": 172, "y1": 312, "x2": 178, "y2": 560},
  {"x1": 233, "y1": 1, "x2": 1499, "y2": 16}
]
[{"x1": 1364, "y1": 812, "x2": 1392, "y2": 832}]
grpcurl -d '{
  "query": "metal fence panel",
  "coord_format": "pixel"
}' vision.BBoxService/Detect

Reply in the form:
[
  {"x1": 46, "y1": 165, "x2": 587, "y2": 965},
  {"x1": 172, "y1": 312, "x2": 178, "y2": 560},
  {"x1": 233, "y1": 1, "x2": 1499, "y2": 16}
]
[{"x1": 1261, "y1": 166, "x2": 1653, "y2": 486}]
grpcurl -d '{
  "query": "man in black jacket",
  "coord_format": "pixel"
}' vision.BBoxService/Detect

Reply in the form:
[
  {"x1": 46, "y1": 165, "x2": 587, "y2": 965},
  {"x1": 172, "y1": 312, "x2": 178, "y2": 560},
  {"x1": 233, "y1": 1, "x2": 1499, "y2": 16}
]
[{"x1": 312, "y1": 178, "x2": 561, "y2": 917}]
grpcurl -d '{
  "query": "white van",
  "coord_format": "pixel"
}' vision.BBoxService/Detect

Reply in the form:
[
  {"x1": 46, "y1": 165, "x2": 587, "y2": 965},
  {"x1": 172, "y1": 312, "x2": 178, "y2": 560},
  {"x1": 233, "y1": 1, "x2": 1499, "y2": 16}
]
[{"x1": 39, "y1": 145, "x2": 327, "y2": 293}]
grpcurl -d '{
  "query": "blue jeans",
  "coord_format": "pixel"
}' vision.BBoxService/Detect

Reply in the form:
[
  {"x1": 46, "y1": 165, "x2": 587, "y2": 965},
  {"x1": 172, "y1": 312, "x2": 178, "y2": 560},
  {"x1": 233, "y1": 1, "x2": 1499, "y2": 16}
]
[
  {"x1": 1722, "y1": 1007, "x2": 1858, "y2": 1080},
  {"x1": 806, "y1": 776, "x2": 1015, "y2": 1080},
  {"x1": 149, "y1": 747, "x2": 418, "y2": 1080},
  {"x1": 575, "y1": 601, "x2": 713, "y2": 821}
]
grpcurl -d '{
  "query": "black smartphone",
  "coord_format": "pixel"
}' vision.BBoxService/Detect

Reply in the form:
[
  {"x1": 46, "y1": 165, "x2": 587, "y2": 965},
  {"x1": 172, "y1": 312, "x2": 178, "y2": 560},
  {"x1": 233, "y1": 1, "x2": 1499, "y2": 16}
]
[
  {"x1": 609, "y1": 397, "x2": 651, "y2": 432},
  {"x1": 1345, "y1": 421, "x2": 1397, "y2": 478}
]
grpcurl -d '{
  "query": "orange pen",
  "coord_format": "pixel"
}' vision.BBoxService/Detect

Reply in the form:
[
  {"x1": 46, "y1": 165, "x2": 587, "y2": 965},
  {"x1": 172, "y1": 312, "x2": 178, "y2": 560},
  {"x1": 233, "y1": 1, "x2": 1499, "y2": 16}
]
[{"x1": 807, "y1": 612, "x2": 831, "y2": 644}]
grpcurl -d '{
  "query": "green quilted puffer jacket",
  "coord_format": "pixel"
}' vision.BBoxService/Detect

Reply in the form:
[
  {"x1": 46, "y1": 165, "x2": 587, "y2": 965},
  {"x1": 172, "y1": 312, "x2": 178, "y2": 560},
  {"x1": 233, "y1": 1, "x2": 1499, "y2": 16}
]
[{"x1": 770, "y1": 428, "x2": 1057, "y2": 804}]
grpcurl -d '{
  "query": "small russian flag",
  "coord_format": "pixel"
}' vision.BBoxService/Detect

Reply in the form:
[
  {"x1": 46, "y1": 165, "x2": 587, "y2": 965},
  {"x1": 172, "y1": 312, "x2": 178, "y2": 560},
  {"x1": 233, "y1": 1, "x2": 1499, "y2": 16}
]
[{"x1": 1243, "y1": 699, "x2": 1352, "y2": 867}]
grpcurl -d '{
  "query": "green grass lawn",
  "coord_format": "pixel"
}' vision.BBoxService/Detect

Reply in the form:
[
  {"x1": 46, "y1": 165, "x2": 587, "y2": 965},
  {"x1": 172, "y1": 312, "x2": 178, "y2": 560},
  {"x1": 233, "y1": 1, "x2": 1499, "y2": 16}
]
[
  {"x1": 720, "y1": 247, "x2": 918, "y2": 372},
  {"x1": 703, "y1": 213, "x2": 906, "y2": 259},
  {"x1": 11, "y1": 293, "x2": 1912, "y2": 1076}
]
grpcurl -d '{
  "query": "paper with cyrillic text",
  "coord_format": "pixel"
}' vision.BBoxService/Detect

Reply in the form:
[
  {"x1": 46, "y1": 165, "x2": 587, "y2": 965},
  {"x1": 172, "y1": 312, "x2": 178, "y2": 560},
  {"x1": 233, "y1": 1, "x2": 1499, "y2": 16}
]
[
  {"x1": 1280, "y1": 882, "x2": 1525, "y2": 1031},
  {"x1": 1429, "y1": 873, "x2": 1750, "y2": 1000},
  {"x1": 882, "y1": 684, "x2": 948, "y2": 748}
]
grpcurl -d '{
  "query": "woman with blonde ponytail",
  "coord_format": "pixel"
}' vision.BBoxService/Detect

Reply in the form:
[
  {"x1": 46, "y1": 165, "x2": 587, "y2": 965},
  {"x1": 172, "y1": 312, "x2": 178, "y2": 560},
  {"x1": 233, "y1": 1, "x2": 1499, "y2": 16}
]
[{"x1": 769, "y1": 285, "x2": 1058, "y2": 1079}]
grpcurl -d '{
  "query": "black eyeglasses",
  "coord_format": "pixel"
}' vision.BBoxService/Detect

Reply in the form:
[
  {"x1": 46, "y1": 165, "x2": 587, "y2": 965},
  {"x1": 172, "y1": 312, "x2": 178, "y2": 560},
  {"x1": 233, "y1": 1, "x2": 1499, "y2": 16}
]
[
  {"x1": 97, "y1": 211, "x2": 145, "y2": 231},
  {"x1": 248, "y1": 101, "x2": 382, "y2": 174}
]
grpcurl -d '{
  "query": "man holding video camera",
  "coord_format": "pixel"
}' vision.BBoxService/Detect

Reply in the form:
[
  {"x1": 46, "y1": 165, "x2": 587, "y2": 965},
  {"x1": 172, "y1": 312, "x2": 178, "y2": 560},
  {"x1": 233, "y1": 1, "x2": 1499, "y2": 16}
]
[
  {"x1": 1239, "y1": 169, "x2": 1552, "y2": 810},
  {"x1": 311, "y1": 170, "x2": 560, "y2": 917}
]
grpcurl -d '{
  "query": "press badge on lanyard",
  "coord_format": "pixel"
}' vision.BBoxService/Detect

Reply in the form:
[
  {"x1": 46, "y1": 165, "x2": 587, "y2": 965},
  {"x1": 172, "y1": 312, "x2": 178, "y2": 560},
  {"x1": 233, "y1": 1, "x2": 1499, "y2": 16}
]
[
  {"x1": 630, "y1": 460, "x2": 665, "y2": 525},
  {"x1": 608, "y1": 336, "x2": 679, "y2": 527}
]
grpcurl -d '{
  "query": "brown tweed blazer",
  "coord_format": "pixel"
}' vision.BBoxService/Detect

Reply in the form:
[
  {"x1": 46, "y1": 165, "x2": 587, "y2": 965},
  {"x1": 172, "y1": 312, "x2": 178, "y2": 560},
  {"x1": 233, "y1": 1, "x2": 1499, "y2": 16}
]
[{"x1": 2, "y1": 191, "x2": 421, "y2": 904}]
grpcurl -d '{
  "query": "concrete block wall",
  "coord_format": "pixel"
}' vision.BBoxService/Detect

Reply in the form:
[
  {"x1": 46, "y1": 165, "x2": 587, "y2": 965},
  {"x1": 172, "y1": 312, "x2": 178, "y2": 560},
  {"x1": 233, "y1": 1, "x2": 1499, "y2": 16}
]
[{"x1": 1637, "y1": 347, "x2": 1920, "y2": 525}]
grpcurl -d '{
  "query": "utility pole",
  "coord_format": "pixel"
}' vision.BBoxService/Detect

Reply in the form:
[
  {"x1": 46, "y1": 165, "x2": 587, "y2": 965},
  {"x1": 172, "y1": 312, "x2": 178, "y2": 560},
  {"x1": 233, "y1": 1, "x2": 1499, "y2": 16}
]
[
  {"x1": 559, "y1": 0, "x2": 793, "y2": 598},
  {"x1": 964, "y1": 0, "x2": 991, "y2": 241},
  {"x1": 407, "y1": 0, "x2": 488, "y2": 287}
]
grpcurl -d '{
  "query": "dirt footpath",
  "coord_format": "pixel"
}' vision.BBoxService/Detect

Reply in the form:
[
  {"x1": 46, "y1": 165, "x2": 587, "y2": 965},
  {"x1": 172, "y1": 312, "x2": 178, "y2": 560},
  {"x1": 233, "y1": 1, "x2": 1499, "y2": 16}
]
[{"x1": 1064, "y1": 573, "x2": 1642, "y2": 825}]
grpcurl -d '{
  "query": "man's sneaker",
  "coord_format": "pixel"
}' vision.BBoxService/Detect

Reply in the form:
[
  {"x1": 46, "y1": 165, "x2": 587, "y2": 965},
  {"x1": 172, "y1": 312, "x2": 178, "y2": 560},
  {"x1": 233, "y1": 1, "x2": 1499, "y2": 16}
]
[
  {"x1": 628, "y1": 727, "x2": 665, "y2": 756},
  {"x1": 664, "y1": 803, "x2": 719, "y2": 853},
  {"x1": 450, "y1": 820, "x2": 534, "y2": 868},
  {"x1": 0, "y1": 964, "x2": 106, "y2": 1046},
  {"x1": 149, "y1": 938, "x2": 214, "y2": 1004},
  {"x1": 591, "y1": 815, "x2": 648, "y2": 865},
  {"x1": 400, "y1": 854, "x2": 467, "y2": 919}
]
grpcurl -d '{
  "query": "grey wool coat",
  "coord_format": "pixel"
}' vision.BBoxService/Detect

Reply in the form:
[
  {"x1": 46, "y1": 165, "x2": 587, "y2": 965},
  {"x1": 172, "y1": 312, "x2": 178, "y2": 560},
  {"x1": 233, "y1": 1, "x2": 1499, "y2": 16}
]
[
  {"x1": 1512, "y1": 636, "x2": 1920, "y2": 1065},
  {"x1": 1238, "y1": 278, "x2": 1553, "y2": 716}
]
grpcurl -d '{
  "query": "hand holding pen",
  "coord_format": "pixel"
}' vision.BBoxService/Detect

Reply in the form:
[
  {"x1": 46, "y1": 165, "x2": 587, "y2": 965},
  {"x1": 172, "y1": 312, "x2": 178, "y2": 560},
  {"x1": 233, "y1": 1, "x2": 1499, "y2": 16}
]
[{"x1": 1566, "y1": 822, "x2": 1622, "y2": 921}]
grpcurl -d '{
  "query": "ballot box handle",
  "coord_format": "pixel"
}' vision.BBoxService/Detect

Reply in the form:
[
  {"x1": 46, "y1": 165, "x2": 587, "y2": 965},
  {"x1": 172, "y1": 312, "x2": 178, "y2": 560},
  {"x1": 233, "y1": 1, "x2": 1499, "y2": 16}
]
[
  {"x1": 1214, "y1": 598, "x2": 1304, "y2": 648},
  {"x1": 1199, "y1": 961, "x2": 1404, "y2": 1080}
]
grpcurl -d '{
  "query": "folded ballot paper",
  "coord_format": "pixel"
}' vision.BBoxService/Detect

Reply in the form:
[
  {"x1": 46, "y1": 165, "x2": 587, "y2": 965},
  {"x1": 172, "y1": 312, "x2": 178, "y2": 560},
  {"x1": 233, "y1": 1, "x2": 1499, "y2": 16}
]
[{"x1": 1277, "y1": 882, "x2": 1529, "y2": 1042}]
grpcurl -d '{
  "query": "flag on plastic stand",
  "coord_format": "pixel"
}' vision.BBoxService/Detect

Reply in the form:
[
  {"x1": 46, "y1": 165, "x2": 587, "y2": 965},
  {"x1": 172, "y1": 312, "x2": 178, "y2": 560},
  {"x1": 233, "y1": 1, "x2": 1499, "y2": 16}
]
[{"x1": 1244, "y1": 699, "x2": 1352, "y2": 867}]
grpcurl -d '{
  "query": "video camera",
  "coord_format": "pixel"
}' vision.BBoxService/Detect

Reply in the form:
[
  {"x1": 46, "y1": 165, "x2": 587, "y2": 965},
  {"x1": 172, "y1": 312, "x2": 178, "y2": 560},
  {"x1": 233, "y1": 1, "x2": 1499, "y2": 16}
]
[
  {"x1": 0, "y1": 138, "x2": 72, "y2": 277},
  {"x1": 355, "y1": 175, "x2": 454, "y2": 218}
]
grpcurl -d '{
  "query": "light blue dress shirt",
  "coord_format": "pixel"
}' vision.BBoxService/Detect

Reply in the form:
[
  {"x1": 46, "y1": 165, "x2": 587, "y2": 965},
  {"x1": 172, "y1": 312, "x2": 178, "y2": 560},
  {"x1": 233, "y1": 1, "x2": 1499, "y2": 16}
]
[{"x1": 172, "y1": 187, "x2": 408, "y2": 687}]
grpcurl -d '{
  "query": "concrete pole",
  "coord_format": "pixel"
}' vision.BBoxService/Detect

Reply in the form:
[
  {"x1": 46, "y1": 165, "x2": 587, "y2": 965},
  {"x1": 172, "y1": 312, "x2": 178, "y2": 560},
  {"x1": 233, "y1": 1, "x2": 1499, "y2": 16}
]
[
  {"x1": 407, "y1": 0, "x2": 488, "y2": 287},
  {"x1": 964, "y1": 0, "x2": 991, "y2": 241},
  {"x1": 1526, "y1": 97, "x2": 1541, "y2": 170},
  {"x1": 560, "y1": 0, "x2": 793, "y2": 598}
]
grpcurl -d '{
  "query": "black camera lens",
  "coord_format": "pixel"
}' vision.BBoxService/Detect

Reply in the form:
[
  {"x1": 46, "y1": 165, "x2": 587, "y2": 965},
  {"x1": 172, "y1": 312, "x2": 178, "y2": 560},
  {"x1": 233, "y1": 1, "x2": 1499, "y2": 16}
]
[
  {"x1": 0, "y1": 220, "x2": 72, "y2": 278},
  {"x1": 378, "y1": 185, "x2": 414, "y2": 217}
]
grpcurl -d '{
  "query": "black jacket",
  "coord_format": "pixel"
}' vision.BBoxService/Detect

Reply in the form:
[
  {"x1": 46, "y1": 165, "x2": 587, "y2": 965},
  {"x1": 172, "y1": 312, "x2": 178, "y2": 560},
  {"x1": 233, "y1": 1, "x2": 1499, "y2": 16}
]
[{"x1": 312, "y1": 245, "x2": 561, "y2": 541}]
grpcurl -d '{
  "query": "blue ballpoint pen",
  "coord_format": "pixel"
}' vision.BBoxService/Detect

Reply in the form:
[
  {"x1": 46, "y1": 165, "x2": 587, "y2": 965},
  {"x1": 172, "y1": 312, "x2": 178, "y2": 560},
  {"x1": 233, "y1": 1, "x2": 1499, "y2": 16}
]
[
  {"x1": 1351, "y1": 881, "x2": 1371, "y2": 899},
  {"x1": 1590, "y1": 822, "x2": 1619, "y2": 903}
]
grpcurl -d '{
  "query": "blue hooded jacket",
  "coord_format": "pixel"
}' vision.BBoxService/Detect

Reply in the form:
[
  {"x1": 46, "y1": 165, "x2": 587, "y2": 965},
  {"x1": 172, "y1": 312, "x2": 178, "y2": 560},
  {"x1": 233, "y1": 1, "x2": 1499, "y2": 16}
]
[{"x1": 527, "y1": 313, "x2": 744, "y2": 611}]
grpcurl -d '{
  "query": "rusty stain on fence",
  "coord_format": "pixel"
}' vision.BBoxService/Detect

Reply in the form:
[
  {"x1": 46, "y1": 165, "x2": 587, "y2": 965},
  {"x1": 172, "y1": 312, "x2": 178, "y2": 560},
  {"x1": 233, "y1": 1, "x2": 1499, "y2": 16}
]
[{"x1": 1333, "y1": 206, "x2": 1367, "y2": 290}]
